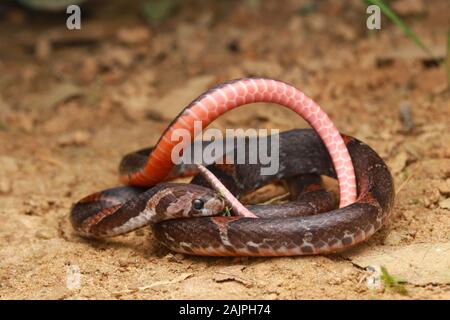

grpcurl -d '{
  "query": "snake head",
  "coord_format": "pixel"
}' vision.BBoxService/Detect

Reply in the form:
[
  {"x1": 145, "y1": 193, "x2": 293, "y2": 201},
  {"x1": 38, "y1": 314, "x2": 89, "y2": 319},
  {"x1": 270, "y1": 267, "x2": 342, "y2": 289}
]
[{"x1": 153, "y1": 183, "x2": 225, "y2": 220}]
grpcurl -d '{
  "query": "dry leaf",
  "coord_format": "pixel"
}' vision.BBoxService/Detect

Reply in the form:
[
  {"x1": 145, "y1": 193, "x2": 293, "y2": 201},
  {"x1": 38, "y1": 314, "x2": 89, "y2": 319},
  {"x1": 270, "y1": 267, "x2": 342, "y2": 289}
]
[{"x1": 212, "y1": 265, "x2": 253, "y2": 287}]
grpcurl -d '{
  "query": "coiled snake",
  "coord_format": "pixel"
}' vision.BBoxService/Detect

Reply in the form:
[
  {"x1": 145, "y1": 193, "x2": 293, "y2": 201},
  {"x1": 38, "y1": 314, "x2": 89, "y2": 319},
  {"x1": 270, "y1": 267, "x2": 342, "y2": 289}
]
[{"x1": 71, "y1": 78, "x2": 394, "y2": 256}]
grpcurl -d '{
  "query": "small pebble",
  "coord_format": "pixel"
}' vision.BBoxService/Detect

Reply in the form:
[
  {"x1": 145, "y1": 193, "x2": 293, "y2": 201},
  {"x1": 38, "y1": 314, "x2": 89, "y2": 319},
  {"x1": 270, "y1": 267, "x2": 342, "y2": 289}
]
[
  {"x1": 118, "y1": 259, "x2": 131, "y2": 268},
  {"x1": 165, "y1": 253, "x2": 185, "y2": 263},
  {"x1": 35, "y1": 228, "x2": 55, "y2": 240},
  {"x1": 438, "y1": 179, "x2": 450, "y2": 195},
  {"x1": 174, "y1": 253, "x2": 185, "y2": 261},
  {"x1": 57, "y1": 130, "x2": 91, "y2": 147},
  {"x1": 423, "y1": 189, "x2": 441, "y2": 208},
  {"x1": 399, "y1": 102, "x2": 415, "y2": 132},
  {"x1": 438, "y1": 198, "x2": 450, "y2": 210}
]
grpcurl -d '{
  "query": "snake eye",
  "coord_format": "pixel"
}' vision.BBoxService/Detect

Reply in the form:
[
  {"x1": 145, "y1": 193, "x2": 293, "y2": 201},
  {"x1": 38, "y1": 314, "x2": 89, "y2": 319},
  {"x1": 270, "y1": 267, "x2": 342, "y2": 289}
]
[{"x1": 192, "y1": 199, "x2": 204, "y2": 210}]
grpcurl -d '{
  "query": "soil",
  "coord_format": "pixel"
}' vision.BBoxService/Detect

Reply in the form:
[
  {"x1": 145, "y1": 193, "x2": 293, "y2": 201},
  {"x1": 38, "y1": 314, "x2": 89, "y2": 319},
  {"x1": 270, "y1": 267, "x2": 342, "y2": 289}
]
[{"x1": 0, "y1": 0, "x2": 449, "y2": 300}]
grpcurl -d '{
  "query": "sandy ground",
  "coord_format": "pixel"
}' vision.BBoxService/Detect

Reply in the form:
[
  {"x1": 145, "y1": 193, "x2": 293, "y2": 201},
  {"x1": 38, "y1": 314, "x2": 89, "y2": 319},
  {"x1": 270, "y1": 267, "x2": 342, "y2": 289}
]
[{"x1": 0, "y1": 0, "x2": 449, "y2": 299}]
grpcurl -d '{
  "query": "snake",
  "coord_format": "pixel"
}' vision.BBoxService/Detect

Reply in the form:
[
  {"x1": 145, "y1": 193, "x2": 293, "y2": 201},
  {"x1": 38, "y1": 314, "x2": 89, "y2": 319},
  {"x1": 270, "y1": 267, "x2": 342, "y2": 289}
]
[{"x1": 70, "y1": 78, "x2": 394, "y2": 256}]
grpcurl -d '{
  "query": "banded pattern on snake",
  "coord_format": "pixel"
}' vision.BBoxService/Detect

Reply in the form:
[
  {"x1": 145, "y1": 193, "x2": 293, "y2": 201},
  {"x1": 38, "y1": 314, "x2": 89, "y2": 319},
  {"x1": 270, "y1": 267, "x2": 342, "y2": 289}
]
[{"x1": 70, "y1": 78, "x2": 394, "y2": 256}]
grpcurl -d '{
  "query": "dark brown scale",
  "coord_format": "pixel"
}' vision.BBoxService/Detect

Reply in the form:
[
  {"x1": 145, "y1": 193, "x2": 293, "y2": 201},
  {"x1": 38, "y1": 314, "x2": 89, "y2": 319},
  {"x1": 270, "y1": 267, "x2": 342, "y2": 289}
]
[
  {"x1": 151, "y1": 129, "x2": 394, "y2": 256},
  {"x1": 71, "y1": 129, "x2": 394, "y2": 256},
  {"x1": 71, "y1": 186, "x2": 147, "y2": 232}
]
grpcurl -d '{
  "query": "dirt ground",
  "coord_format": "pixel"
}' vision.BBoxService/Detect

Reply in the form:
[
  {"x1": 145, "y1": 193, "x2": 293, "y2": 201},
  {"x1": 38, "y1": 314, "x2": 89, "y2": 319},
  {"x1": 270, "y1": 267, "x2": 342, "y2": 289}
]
[{"x1": 0, "y1": 0, "x2": 449, "y2": 300}]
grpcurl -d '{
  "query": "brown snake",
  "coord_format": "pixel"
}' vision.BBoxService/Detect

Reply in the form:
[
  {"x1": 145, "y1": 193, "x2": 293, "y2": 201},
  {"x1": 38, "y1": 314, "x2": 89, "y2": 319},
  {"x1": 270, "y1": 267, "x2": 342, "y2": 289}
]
[{"x1": 70, "y1": 78, "x2": 394, "y2": 256}]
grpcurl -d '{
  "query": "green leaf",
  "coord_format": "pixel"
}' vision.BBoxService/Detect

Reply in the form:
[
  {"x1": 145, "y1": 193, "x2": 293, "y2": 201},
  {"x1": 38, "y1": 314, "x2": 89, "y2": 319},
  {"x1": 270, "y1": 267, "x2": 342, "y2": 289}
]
[
  {"x1": 142, "y1": 0, "x2": 178, "y2": 25},
  {"x1": 221, "y1": 206, "x2": 232, "y2": 217},
  {"x1": 380, "y1": 266, "x2": 408, "y2": 295},
  {"x1": 365, "y1": 0, "x2": 432, "y2": 55},
  {"x1": 365, "y1": 0, "x2": 449, "y2": 89}
]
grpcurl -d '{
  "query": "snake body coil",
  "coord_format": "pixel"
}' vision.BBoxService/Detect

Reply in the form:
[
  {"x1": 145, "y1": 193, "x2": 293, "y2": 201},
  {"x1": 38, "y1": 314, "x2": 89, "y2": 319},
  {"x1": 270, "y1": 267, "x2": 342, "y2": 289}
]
[{"x1": 70, "y1": 78, "x2": 394, "y2": 256}]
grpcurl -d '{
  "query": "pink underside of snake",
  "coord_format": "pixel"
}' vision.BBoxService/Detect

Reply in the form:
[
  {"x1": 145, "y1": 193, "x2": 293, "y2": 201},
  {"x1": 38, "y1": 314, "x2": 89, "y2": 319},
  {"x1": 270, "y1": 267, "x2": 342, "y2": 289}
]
[
  {"x1": 195, "y1": 164, "x2": 257, "y2": 218},
  {"x1": 132, "y1": 78, "x2": 357, "y2": 209}
]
